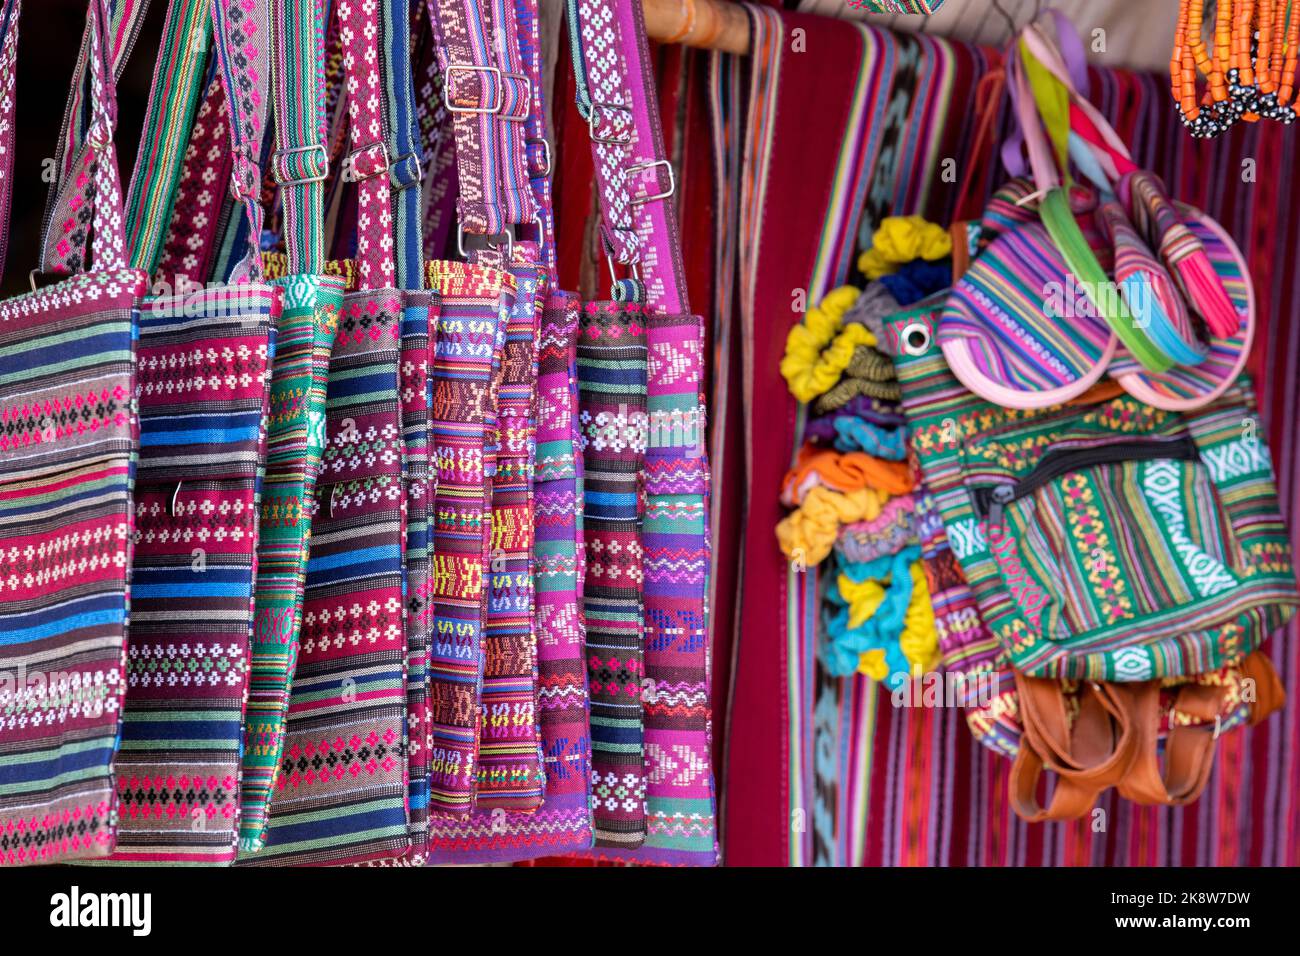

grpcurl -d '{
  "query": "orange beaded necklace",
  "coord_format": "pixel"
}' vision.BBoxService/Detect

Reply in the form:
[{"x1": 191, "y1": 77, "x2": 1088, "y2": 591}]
[{"x1": 1174, "y1": 0, "x2": 1298, "y2": 137}]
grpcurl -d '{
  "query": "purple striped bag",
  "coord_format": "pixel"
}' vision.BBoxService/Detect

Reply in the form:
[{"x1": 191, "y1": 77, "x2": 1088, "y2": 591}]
[{"x1": 426, "y1": 289, "x2": 594, "y2": 860}]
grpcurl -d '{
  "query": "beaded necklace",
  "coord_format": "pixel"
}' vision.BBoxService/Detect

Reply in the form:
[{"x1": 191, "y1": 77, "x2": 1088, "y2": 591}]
[{"x1": 1174, "y1": 0, "x2": 1298, "y2": 137}]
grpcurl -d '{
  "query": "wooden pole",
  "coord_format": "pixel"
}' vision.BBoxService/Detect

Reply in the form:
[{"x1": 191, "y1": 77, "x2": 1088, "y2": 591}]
[{"x1": 642, "y1": 0, "x2": 752, "y2": 54}]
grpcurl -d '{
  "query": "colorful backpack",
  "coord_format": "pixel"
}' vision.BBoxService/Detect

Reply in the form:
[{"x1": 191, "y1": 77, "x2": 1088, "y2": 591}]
[{"x1": 889, "y1": 275, "x2": 1298, "y2": 819}]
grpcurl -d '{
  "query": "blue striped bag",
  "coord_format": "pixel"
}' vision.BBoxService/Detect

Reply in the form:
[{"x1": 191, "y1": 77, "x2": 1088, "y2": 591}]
[{"x1": 99, "y1": 0, "x2": 281, "y2": 865}]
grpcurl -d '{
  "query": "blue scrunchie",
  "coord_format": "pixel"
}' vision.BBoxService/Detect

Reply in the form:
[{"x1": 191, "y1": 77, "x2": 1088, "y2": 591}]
[
  {"x1": 878, "y1": 259, "x2": 951, "y2": 306},
  {"x1": 821, "y1": 546, "x2": 921, "y2": 686},
  {"x1": 832, "y1": 416, "x2": 908, "y2": 459}
]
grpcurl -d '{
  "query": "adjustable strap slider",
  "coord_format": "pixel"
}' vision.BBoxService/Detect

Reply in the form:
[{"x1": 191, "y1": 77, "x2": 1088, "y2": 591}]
[
  {"x1": 588, "y1": 101, "x2": 633, "y2": 146},
  {"x1": 499, "y1": 72, "x2": 532, "y2": 122},
  {"x1": 525, "y1": 137, "x2": 552, "y2": 177},
  {"x1": 271, "y1": 144, "x2": 329, "y2": 186},
  {"x1": 389, "y1": 151, "x2": 424, "y2": 191},
  {"x1": 342, "y1": 141, "x2": 390, "y2": 183},
  {"x1": 444, "y1": 64, "x2": 503, "y2": 114},
  {"x1": 626, "y1": 158, "x2": 675, "y2": 206}
]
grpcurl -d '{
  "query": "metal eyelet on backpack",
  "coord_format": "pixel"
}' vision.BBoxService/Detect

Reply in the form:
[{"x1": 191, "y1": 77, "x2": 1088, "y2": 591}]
[{"x1": 901, "y1": 321, "x2": 932, "y2": 356}]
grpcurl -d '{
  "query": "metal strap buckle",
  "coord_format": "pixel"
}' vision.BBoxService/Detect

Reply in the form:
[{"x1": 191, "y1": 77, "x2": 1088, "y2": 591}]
[
  {"x1": 342, "y1": 140, "x2": 390, "y2": 183},
  {"x1": 627, "y1": 159, "x2": 675, "y2": 206},
  {"x1": 272, "y1": 144, "x2": 329, "y2": 186},
  {"x1": 588, "y1": 101, "x2": 633, "y2": 146},
  {"x1": 499, "y1": 72, "x2": 532, "y2": 122},
  {"x1": 456, "y1": 223, "x2": 514, "y2": 261},
  {"x1": 444, "y1": 64, "x2": 503, "y2": 114},
  {"x1": 520, "y1": 213, "x2": 545, "y2": 246},
  {"x1": 525, "y1": 137, "x2": 552, "y2": 177},
  {"x1": 388, "y1": 151, "x2": 424, "y2": 191}
]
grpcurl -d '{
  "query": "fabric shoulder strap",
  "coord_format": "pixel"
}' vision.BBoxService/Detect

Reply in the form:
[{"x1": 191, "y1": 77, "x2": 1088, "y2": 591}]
[
  {"x1": 2, "y1": 0, "x2": 129, "y2": 283},
  {"x1": 338, "y1": 0, "x2": 396, "y2": 289},
  {"x1": 564, "y1": 0, "x2": 688, "y2": 310},
  {"x1": 120, "y1": 0, "x2": 211, "y2": 276},
  {"x1": 513, "y1": 0, "x2": 555, "y2": 268},
  {"x1": 39, "y1": 0, "x2": 153, "y2": 261},
  {"x1": 269, "y1": 0, "x2": 330, "y2": 275},
  {"x1": 209, "y1": 0, "x2": 272, "y2": 283}
]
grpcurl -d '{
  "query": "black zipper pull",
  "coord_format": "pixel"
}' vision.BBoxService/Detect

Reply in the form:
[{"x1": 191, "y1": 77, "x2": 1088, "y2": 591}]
[{"x1": 986, "y1": 484, "x2": 1014, "y2": 536}]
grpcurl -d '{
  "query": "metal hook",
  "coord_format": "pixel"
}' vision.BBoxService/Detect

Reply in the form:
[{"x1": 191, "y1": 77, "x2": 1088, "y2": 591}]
[{"x1": 991, "y1": 0, "x2": 1018, "y2": 38}]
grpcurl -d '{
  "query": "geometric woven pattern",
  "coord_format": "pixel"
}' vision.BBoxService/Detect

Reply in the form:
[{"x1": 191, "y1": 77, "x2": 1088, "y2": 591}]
[
  {"x1": 0, "y1": 268, "x2": 148, "y2": 867},
  {"x1": 108, "y1": 284, "x2": 279, "y2": 864}
]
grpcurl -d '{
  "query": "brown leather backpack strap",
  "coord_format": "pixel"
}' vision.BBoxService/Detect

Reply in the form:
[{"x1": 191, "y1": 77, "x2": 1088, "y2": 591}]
[
  {"x1": 1010, "y1": 673, "x2": 1139, "y2": 821},
  {"x1": 1117, "y1": 652, "x2": 1285, "y2": 808},
  {"x1": 1010, "y1": 742, "x2": 1114, "y2": 821},
  {"x1": 1114, "y1": 680, "x2": 1216, "y2": 807},
  {"x1": 950, "y1": 222, "x2": 972, "y2": 280}
]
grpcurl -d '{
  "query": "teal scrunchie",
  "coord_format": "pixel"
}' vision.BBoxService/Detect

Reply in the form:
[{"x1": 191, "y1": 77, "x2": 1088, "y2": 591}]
[
  {"x1": 821, "y1": 546, "x2": 920, "y2": 686},
  {"x1": 833, "y1": 416, "x2": 908, "y2": 460}
]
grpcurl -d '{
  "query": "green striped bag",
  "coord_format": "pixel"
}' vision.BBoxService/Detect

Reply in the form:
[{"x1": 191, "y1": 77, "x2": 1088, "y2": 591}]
[{"x1": 886, "y1": 301, "x2": 1299, "y2": 683}]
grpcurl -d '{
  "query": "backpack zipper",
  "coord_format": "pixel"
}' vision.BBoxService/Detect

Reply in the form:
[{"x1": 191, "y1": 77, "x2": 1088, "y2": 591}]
[{"x1": 980, "y1": 435, "x2": 1200, "y2": 535}]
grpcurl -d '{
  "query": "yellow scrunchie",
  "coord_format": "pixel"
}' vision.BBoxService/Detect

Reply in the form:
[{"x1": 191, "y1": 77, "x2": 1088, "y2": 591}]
[
  {"x1": 775, "y1": 485, "x2": 891, "y2": 567},
  {"x1": 837, "y1": 576, "x2": 886, "y2": 629},
  {"x1": 858, "y1": 216, "x2": 952, "y2": 280},
  {"x1": 895, "y1": 562, "x2": 940, "y2": 675},
  {"x1": 779, "y1": 286, "x2": 876, "y2": 404},
  {"x1": 859, "y1": 649, "x2": 890, "y2": 682},
  {"x1": 837, "y1": 561, "x2": 937, "y2": 678}
]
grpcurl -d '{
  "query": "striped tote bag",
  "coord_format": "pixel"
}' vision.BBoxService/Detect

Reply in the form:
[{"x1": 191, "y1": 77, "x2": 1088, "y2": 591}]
[
  {"x1": 424, "y1": 260, "x2": 514, "y2": 820},
  {"x1": 108, "y1": 287, "x2": 278, "y2": 864},
  {"x1": 101, "y1": 0, "x2": 281, "y2": 865},
  {"x1": 422, "y1": 0, "x2": 588, "y2": 859},
  {"x1": 0, "y1": 0, "x2": 149, "y2": 867},
  {"x1": 425, "y1": 289, "x2": 595, "y2": 860},
  {"x1": 247, "y1": 0, "x2": 412, "y2": 866},
  {"x1": 235, "y1": 0, "x2": 347, "y2": 854},
  {"x1": 577, "y1": 301, "x2": 650, "y2": 849},
  {"x1": 237, "y1": 271, "x2": 342, "y2": 852}
]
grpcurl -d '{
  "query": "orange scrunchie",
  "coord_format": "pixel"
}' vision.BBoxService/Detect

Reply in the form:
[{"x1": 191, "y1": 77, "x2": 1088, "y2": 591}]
[{"x1": 780, "y1": 445, "x2": 915, "y2": 507}]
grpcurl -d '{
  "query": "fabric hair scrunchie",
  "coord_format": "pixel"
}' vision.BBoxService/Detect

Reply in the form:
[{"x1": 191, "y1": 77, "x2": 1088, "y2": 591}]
[
  {"x1": 779, "y1": 445, "x2": 914, "y2": 507},
  {"x1": 803, "y1": 397, "x2": 906, "y2": 443},
  {"x1": 813, "y1": 347, "x2": 903, "y2": 415},
  {"x1": 858, "y1": 216, "x2": 952, "y2": 280},
  {"x1": 779, "y1": 286, "x2": 875, "y2": 403},
  {"x1": 835, "y1": 494, "x2": 918, "y2": 563},
  {"x1": 775, "y1": 485, "x2": 892, "y2": 566},
  {"x1": 841, "y1": 280, "x2": 902, "y2": 340},
  {"x1": 878, "y1": 258, "x2": 952, "y2": 306},
  {"x1": 822, "y1": 546, "x2": 921, "y2": 684},
  {"x1": 832, "y1": 416, "x2": 908, "y2": 459}
]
